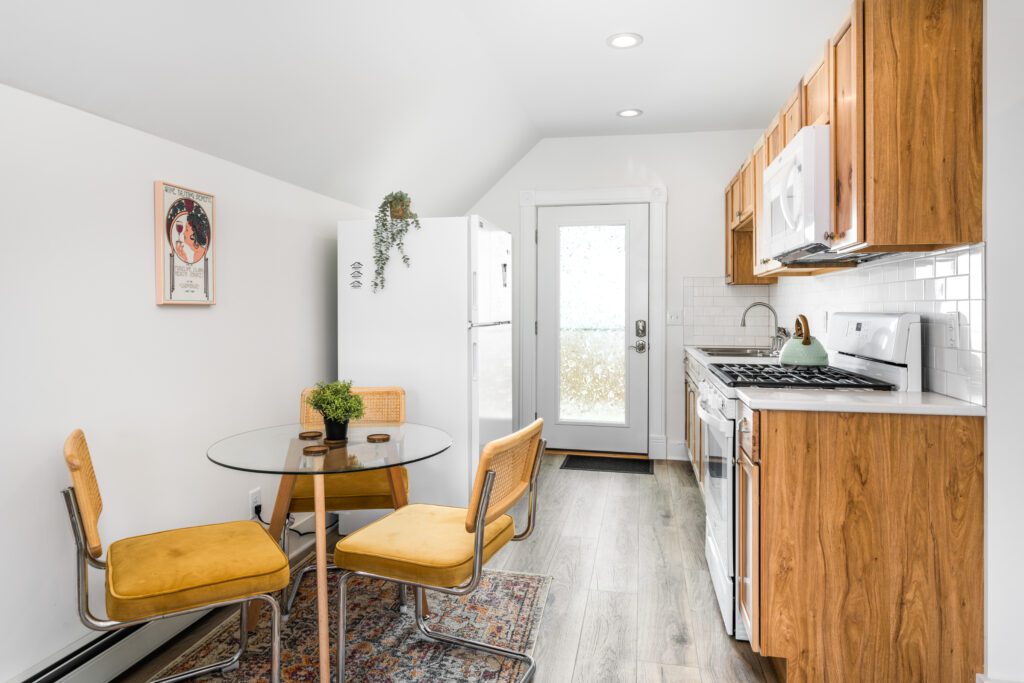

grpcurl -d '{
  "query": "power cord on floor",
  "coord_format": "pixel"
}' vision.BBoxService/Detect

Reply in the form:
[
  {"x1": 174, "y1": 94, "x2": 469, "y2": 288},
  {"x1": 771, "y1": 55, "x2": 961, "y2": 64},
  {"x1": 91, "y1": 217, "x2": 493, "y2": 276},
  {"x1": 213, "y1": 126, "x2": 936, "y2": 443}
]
[{"x1": 253, "y1": 504, "x2": 315, "y2": 536}]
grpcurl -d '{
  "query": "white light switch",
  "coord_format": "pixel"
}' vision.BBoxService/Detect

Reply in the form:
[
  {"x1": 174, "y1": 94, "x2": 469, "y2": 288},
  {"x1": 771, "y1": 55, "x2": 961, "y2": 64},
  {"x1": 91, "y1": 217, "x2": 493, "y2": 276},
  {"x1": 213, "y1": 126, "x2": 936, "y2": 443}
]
[
  {"x1": 945, "y1": 312, "x2": 959, "y2": 346},
  {"x1": 667, "y1": 310, "x2": 683, "y2": 325}
]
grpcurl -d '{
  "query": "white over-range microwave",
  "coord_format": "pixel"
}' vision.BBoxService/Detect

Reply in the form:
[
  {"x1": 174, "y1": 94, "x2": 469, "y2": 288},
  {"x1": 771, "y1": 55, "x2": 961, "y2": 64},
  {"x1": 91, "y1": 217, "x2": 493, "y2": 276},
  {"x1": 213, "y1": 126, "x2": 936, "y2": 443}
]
[{"x1": 762, "y1": 125, "x2": 836, "y2": 264}]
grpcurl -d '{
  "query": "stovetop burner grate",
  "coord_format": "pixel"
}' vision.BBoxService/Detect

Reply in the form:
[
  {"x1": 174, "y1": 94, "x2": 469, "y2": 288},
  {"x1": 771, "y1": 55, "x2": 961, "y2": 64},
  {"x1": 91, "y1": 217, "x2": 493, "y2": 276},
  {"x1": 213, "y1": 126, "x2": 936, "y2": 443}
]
[{"x1": 708, "y1": 363, "x2": 895, "y2": 390}]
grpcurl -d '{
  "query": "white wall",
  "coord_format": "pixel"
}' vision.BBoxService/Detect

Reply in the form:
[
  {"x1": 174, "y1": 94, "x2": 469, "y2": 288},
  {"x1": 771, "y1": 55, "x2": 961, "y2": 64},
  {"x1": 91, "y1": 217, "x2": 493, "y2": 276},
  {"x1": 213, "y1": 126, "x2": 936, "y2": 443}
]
[
  {"x1": 984, "y1": 0, "x2": 1024, "y2": 679},
  {"x1": 469, "y1": 131, "x2": 760, "y2": 455},
  {"x1": 0, "y1": 84, "x2": 367, "y2": 681}
]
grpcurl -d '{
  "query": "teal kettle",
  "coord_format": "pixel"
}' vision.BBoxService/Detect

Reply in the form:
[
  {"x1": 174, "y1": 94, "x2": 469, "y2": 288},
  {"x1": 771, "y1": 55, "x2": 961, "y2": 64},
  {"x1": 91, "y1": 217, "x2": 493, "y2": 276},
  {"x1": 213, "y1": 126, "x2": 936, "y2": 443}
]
[{"x1": 779, "y1": 314, "x2": 829, "y2": 367}]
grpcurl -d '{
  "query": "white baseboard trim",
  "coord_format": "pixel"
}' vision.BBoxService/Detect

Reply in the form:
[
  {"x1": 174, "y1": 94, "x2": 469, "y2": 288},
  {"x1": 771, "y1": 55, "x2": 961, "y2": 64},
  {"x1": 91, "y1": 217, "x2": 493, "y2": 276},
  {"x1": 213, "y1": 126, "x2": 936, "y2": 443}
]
[
  {"x1": 667, "y1": 439, "x2": 689, "y2": 461},
  {"x1": 977, "y1": 675, "x2": 1023, "y2": 683},
  {"x1": 648, "y1": 434, "x2": 667, "y2": 459}
]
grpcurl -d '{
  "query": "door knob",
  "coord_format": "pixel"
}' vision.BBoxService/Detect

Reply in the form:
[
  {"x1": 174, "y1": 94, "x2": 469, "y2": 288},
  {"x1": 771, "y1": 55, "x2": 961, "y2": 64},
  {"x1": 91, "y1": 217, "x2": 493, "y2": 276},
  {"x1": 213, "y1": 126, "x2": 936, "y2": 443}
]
[{"x1": 630, "y1": 340, "x2": 648, "y2": 354}]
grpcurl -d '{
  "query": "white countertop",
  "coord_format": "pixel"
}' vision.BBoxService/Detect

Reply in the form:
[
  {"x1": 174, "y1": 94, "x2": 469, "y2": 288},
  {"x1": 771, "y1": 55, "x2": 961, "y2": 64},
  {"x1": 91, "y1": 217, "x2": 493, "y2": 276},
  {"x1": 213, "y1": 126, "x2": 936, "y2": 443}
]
[{"x1": 735, "y1": 387, "x2": 986, "y2": 416}]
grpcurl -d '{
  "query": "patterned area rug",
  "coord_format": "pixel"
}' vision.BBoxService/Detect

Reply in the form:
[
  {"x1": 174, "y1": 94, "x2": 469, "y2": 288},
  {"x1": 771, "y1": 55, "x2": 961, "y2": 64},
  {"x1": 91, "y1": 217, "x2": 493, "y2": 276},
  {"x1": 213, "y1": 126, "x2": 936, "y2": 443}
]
[{"x1": 152, "y1": 564, "x2": 550, "y2": 682}]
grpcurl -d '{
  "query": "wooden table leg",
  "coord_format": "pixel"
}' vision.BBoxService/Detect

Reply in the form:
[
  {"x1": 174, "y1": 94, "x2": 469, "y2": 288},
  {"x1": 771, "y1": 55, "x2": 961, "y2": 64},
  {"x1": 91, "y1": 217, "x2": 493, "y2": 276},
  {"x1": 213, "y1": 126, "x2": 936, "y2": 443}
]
[
  {"x1": 248, "y1": 473, "x2": 296, "y2": 630},
  {"x1": 386, "y1": 467, "x2": 408, "y2": 507},
  {"x1": 313, "y1": 473, "x2": 331, "y2": 683},
  {"x1": 386, "y1": 468, "x2": 429, "y2": 617}
]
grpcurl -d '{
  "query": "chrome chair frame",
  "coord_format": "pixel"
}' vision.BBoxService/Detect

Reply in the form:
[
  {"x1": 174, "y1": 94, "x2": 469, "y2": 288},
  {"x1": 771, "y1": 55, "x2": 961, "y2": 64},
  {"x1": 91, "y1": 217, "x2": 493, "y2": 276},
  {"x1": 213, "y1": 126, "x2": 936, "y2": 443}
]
[
  {"x1": 334, "y1": 439, "x2": 545, "y2": 683},
  {"x1": 61, "y1": 488, "x2": 283, "y2": 683}
]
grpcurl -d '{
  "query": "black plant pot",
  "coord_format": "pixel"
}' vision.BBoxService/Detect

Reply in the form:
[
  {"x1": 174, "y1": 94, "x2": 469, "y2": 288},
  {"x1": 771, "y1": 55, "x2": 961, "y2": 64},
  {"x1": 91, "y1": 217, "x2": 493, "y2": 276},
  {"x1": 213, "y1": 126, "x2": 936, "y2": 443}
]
[{"x1": 324, "y1": 418, "x2": 349, "y2": 441}]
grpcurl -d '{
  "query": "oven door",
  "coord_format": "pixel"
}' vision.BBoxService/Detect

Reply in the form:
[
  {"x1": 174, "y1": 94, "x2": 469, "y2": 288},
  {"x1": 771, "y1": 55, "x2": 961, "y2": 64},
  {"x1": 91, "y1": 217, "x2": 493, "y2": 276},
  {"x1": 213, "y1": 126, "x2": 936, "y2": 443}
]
[{"x1": 697, "y1": 398, "x2": 735, "y2": 579}]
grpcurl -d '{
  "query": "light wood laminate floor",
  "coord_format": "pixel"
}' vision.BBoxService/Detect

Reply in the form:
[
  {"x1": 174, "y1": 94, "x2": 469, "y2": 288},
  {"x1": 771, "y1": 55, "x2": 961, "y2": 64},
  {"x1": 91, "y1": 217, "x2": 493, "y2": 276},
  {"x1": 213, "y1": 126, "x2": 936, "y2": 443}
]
[
  {"x1": 121, "y1": 456, "x2": 776, "y2": 682},
  {"x1": 490, "y1": 454, "x2": 778, "y2": 683}
]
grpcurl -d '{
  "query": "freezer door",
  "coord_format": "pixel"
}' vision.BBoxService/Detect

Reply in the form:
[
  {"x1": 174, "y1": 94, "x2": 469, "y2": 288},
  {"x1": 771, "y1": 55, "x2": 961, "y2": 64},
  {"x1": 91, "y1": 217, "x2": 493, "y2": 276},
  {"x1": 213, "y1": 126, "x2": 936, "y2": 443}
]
[{"x1": 472, "y1": 217, "x2": 512, "y2": 324}]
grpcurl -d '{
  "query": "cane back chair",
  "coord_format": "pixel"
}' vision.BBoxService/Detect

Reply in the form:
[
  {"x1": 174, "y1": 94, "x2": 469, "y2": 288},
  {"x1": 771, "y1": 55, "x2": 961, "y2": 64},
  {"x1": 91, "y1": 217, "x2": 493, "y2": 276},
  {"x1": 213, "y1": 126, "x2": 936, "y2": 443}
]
[
  {"x1": 332, "y1": 419, "x2": 546, "y2": 682},
  {"x1": 61, "y1": 429, "x2": 288, "y2": 682},
  {"x1": 283, "y1": 386, "x2": 409, "y2": 612}
]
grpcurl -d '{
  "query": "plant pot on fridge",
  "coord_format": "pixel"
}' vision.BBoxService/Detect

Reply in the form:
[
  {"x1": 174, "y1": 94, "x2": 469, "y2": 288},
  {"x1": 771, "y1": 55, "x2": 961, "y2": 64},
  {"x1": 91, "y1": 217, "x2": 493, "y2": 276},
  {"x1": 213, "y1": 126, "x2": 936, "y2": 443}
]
[{"x1": 304, "y1": 380, "x2": 365, "y2": 441}]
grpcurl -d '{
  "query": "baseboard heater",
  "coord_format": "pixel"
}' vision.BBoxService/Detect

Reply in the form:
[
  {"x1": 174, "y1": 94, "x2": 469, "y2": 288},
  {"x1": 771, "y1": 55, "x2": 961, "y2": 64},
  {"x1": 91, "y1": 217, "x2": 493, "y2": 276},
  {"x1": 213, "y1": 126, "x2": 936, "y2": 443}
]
[
  {"x1": 17, "y1": 613, "x2": 204, "y2": 683},
  {"x1": 21, "y1": 627, "x2": 140, "y2": 683},
  {"x1": 15, "y1": 513, "x2": 324, "y2": 683}
]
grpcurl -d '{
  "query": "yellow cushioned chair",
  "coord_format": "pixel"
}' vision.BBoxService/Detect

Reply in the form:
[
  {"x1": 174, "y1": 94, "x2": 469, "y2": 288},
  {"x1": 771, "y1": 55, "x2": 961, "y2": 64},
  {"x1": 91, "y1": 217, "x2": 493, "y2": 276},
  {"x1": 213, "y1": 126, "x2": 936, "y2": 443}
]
[
  {"x1": 61, "y1": 429, "x2": 289, "y2": 683},
  {"x1": 283, "y1": 386, "x2": 409, "y2": 613},
  {"x1": 333, "y1": 419, "x2": 546, "y2": 683}
]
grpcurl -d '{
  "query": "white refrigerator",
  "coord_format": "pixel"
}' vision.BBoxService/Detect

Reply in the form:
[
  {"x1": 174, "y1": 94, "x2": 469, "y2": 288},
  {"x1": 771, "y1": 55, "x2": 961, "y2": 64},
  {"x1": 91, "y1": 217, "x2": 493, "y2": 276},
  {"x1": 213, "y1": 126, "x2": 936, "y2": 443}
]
[{"x1": 337, "y1": 216, "x2": 514, "y2": 508}]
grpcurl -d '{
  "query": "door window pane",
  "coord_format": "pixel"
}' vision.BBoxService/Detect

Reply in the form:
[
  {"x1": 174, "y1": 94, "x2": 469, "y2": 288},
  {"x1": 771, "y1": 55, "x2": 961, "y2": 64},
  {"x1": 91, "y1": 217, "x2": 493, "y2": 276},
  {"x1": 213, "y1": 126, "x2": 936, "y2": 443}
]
[{"x1": 558, "y1": 224, "x2": 626, "y2": 424}]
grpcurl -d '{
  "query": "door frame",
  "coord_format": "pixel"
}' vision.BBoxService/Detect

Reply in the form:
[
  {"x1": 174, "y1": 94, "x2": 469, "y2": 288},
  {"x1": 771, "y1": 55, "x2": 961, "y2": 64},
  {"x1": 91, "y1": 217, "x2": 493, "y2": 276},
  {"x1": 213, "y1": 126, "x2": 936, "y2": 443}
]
[{"x1": 517, "y1": 186, "x2": 668, "y2": 458}]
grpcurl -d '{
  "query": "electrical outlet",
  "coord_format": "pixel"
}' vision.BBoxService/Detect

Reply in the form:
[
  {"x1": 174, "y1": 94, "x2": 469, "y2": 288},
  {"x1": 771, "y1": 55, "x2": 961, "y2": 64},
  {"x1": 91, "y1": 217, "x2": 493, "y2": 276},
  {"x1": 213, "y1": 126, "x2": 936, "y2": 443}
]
[
  {"x1": 249, "y1": 487, "x2": 262, "y2": 520},
  {"x1": 945, "y1": 312, "x2": 959, "y2": 347}
]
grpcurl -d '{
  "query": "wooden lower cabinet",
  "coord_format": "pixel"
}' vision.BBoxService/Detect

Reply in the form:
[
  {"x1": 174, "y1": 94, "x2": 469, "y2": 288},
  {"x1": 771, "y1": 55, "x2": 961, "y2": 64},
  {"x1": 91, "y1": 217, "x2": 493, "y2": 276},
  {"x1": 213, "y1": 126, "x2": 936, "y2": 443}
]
[
  {"x1": 750, "y1": 409, "x2": 983, "y2": 681},
  {"x1": 684, "y1": 378, "x2": 703, "y2": 488},
  {"x1": 737, "y1": 448, "x2": 760, "y2": 651}
]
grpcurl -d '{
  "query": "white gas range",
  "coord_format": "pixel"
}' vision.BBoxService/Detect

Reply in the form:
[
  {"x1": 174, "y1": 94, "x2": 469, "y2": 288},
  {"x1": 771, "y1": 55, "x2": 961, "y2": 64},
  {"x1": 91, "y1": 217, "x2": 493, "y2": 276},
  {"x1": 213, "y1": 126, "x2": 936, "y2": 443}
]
[{"x1": 690, "y1": 312, "x2": 922, "y2": 640}]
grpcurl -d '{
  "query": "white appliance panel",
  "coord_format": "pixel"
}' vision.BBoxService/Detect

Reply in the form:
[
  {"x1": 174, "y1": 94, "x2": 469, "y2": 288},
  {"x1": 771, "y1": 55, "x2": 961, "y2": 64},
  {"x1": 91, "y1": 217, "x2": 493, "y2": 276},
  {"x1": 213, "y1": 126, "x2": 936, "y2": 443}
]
[
  {"x1": 338, "y1": 217, "x2": 473, "y2": 508},
  {"x1": 471, "y1": 323, "x2": 514, "y2": 477},
  {"x1": 763, "y1": 125, "x2": 834, "y2": 261},
  {"x1": 472, "y1": 217, "x2": 513, "y2": 324}
]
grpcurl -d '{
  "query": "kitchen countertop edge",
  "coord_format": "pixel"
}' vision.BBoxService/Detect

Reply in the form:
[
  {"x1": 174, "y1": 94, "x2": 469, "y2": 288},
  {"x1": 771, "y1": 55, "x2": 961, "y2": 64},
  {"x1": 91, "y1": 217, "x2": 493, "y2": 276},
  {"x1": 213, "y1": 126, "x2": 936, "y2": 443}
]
[
  {"x1": 685, "y1": 347, "x2": 986, "y2": 417},
  {"x1": 734, "y1": 387, "x2": 987, "y2": 417}
]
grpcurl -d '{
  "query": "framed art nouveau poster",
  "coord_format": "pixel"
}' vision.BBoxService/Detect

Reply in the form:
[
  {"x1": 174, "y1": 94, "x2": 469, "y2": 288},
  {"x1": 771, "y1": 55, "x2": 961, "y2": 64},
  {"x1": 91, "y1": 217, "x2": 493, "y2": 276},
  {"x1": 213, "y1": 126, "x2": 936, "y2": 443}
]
[{"x1": 154, "y1": 181, "x2": 215, "y2": 305}]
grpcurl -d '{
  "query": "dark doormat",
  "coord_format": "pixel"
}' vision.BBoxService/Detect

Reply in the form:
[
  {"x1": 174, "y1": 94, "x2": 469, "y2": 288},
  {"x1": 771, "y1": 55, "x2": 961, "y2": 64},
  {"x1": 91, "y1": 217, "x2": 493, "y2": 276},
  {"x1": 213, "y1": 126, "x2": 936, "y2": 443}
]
[{"x1": 560, "y1": 455, "x2": 653, "y2": 475}]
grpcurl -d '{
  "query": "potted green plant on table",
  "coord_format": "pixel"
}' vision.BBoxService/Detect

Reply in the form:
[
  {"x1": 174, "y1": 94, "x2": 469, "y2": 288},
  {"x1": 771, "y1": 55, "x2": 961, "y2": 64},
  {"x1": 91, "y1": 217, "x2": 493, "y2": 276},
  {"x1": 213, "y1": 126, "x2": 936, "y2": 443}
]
[
  {"x1": 305, "y1": 380, "x2": 365, "y2": 440},
  {"x1": 372, "y1": 190, "x2": 421, "y2": 292}
]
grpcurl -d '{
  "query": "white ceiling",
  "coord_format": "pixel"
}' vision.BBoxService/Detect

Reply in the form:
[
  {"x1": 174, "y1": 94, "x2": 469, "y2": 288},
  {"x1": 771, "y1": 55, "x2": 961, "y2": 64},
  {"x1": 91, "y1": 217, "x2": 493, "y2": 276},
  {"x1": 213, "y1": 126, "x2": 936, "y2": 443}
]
[
  {"x1": 0, "y1": 1, "x2": 849, "y2": 214},
  {"x1": 463, "y1": 0, "x2": 851, "y2": 136}
]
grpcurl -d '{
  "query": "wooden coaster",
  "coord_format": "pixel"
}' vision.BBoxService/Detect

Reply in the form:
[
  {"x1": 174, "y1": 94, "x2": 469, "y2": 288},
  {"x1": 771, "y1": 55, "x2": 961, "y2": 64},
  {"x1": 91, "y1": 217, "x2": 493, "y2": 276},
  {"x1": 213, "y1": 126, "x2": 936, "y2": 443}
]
[
  {"x1": 367, "y1": 433, "x2": 391, "y2": 443},
  {"x1": 298, "y1": 430, "x2": 323, "y2": 441},
  {"x1": 324, "y1": 438, "x2": 348, "y2": 446},
  {"x1": 302, "y1": 445, "x2": 328, "y2": 456}
]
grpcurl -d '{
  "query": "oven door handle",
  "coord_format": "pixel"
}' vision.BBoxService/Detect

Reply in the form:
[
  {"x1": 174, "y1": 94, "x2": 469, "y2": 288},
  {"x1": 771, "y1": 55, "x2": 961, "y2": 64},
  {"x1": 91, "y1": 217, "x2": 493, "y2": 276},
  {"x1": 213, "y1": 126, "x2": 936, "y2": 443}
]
[{"x1": 696, "y1": 401, "x2": 733, "y2": 436}]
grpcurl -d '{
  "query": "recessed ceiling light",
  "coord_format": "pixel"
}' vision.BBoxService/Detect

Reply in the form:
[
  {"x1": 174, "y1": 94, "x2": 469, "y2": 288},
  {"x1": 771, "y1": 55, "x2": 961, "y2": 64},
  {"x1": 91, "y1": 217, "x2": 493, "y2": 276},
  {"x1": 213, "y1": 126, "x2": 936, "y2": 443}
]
[
  {"x1": 607, "y1": 33, "x2": 644, "y2": 49},
  {"x1": 617, "y1": 109, "x2": 643, "y2": 118}
]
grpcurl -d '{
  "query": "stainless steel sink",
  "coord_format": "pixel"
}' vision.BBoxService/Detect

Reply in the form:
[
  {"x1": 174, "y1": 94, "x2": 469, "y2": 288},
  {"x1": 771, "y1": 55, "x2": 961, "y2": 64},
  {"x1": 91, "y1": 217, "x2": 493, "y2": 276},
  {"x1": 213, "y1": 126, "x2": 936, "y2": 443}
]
[{"x1": 697, "y1": 346, "x2": 778, "y2": 358}]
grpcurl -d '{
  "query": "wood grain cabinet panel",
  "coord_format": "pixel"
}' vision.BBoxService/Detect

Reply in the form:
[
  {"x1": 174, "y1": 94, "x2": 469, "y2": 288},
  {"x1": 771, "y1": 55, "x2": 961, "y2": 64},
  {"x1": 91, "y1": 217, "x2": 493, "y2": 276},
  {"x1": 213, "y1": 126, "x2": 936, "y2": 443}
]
[
  {"x1": 757, "y1": 411, "x2": 984, "y2": 681},
  {"x1": 765, "y1": 115, "x2": 783, "y2": 165},
  {"x1": 831, "y1": 9, "x2": 864, "y2": 250},
  {"x1": 724, "y1": 190, "x2": 734, "y2": 282},
  {"x1": 725, "y1": 157, "x2": 776, "y2": 286},
  {"x1": 740, "y1": 159, "x2": 754, "y2": 221},
  {"x1": 803, "y1": 44, "x2": 831, "y2": 126},
  {"x1": 863, "y1": 0, "x2": 983, "y2": 249},
  {"x1": 729, "y1": 173, "x2": 743, "y2": 228},
  {"x1": 781, "y1": 84, "x2": 803, "y2": 148}
]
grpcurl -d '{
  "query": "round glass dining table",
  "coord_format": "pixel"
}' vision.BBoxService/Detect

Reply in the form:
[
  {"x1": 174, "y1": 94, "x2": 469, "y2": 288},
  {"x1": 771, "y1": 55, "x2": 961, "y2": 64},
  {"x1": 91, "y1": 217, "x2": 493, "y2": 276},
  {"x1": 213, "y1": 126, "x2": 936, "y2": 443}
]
[{"x1": 207, "y1": 422, "x2": 452, "y2": 681}]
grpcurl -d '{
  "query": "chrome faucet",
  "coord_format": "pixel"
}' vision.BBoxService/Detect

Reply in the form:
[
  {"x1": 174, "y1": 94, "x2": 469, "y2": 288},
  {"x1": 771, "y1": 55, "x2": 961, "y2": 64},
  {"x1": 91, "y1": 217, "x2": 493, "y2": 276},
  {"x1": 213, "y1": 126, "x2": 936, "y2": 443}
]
[{"x1": 740, "y1": 302, "x2": 790, "y2": 355}]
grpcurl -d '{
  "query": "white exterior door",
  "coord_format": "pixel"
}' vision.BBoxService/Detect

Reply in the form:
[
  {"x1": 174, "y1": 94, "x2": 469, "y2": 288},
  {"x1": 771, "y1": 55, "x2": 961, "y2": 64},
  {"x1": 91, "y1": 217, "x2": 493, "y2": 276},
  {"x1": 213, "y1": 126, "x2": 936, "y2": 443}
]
[{"x1": 536, "y1": 204, "x2": 649, "y2": 453}]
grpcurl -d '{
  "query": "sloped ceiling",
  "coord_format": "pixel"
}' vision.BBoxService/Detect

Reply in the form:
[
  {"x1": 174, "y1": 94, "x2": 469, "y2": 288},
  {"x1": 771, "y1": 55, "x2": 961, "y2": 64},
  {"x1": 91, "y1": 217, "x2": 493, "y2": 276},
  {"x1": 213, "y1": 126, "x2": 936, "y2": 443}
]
[
  {"x1": 0, "y1": 0, "x2": 848, "y2": 214},
  {"x1": 0, "y1": 1, "x2": 537, "y2": 215}
]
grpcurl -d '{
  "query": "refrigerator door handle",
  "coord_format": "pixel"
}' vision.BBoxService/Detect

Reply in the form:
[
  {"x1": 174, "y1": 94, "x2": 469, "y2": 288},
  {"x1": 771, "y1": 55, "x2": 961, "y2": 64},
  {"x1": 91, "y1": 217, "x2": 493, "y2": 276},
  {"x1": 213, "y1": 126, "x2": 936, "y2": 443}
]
[{"x1": 468, "y1": 320, "x2": 511, "y2": 328}]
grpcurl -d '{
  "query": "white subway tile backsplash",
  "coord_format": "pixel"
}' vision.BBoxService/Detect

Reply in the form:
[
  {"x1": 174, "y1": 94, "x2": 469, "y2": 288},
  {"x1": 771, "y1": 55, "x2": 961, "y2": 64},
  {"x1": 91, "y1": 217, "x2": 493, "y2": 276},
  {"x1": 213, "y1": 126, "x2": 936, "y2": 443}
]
[
  {"x1": 768, "y1": 245, "x2": 986, "y2": 405},
  {"x1": 947, "y1": 275, "x2": 970, "y2": 301},
  {"x1": 935, "y1": 254, "x2": 957, "y2": 278},
  {"x1": 681, "y1": 276, "x2": 773, "y2": 347}
]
